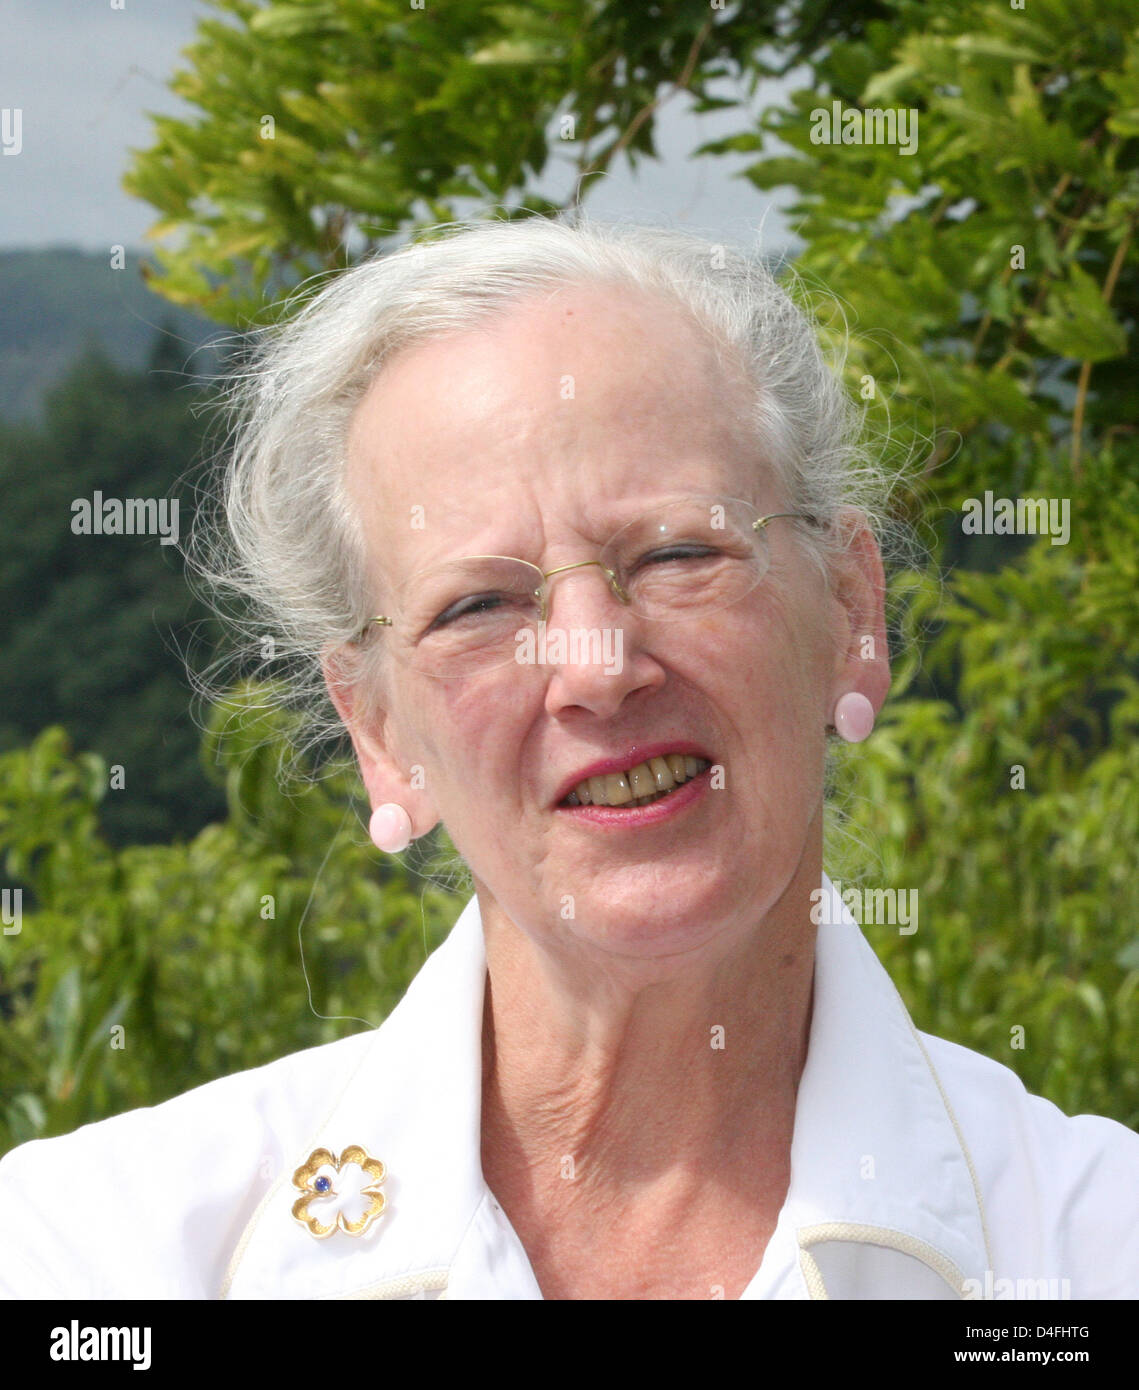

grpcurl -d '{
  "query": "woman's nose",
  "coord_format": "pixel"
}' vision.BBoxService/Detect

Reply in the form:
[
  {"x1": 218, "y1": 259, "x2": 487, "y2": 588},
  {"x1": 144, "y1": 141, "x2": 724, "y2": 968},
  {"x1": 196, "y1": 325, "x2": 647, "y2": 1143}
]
[
  {"x1": 539, "y1": 562, "x2": 626, "y2": 628},
  {"x1": 535, "y1": 565, "x2": 666, "y2": 714}
]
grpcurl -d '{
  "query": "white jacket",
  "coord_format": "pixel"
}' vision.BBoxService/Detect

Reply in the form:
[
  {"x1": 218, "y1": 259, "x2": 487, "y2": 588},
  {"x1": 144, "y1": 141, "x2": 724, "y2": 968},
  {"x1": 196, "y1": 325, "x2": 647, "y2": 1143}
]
[{"x1": 1, "y1": 873, "x2": 1136, "y2": 1299}]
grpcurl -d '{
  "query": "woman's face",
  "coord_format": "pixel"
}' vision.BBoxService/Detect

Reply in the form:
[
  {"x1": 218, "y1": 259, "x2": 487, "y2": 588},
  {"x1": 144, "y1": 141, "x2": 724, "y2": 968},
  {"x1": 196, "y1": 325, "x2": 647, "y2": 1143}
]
[{"x1": 340, "y1": 285, "x2": 882, "y2": 971}]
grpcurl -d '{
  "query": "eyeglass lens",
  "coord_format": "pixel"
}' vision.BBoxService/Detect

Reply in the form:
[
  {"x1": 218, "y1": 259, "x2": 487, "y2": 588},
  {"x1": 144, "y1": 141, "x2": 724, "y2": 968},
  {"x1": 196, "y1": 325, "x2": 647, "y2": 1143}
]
[{"x1": 393, "y1": 498, "x2": 775, "y2": 675}]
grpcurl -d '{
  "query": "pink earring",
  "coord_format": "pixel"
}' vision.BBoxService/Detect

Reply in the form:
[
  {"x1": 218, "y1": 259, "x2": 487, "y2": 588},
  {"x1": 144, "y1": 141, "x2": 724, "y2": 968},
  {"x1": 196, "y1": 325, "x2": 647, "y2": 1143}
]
[
  {"x1": 833, "y1": 692, "x2": 875, "y2": 743},
  {"x1": 369, "y1": 803, "x2": 413, "y2": 853}
]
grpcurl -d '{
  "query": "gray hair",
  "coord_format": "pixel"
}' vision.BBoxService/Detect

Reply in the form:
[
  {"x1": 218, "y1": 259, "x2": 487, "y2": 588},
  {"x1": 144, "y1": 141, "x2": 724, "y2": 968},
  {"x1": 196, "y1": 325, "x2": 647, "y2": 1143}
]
[{"x1": 191, "y1": 212, "x2": 918, "y2": 766}]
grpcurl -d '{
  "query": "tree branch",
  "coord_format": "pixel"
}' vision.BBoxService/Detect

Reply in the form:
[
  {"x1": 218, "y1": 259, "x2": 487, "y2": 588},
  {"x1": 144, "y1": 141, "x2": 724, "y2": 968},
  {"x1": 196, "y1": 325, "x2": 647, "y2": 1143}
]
[
  {"x1": 1070, "y1": 217, "x2": 1134, "y2": 476},
  {"x1": 569, "y1": 17, "x2": 716, "y2": 207}
]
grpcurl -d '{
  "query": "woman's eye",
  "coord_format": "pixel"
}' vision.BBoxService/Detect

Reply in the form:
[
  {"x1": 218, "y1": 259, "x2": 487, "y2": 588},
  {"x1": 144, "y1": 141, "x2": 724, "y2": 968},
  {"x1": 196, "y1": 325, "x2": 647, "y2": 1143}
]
[
  {"x1": 429, "y1": 590, "x2": 532, "y2": 631},
  {"x1": 637, "y1": 544, "x2": 719, "y2": 567},
  {"x1": 431, "y1": 594, "x2": 502, "y2": 628}
]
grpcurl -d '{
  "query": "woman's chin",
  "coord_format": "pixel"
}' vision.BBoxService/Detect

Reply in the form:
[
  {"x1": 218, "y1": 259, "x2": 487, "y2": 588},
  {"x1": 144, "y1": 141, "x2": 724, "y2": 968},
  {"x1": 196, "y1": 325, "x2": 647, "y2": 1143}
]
[{"x1": 559, "y1": 885, "x2": 743, "y2": 964}]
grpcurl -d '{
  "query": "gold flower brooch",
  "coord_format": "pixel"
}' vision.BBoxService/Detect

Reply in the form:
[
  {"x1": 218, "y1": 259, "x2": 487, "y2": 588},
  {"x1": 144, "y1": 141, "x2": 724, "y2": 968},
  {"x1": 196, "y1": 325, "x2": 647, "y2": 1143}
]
[{"x1": 291, "y1": 1145, "x2": 387, "y2": 1239}]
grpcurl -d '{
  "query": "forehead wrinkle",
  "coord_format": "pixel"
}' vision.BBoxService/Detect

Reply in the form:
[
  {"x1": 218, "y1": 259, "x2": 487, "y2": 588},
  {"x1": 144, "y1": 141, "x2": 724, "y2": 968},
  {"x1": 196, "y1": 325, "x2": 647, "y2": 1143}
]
[{"x1": 344, "y1": 285, "x2": 767, "y2": 593}]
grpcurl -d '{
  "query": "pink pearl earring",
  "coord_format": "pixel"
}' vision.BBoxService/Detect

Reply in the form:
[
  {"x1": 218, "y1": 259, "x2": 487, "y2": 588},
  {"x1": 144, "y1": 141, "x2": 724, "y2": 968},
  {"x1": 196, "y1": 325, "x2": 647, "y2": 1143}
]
[
  {"x1": 369, "y1": 803, "x2": 413, "y2": 853},
  {"x1": 833, "y1": 692, "x2": 875, "y2": 743}
]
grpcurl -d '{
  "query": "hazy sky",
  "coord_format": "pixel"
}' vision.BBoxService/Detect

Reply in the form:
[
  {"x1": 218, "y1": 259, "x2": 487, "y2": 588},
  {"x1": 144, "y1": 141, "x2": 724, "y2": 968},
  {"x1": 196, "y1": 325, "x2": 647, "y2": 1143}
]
[{"x1": 0, "y1": 0, "x2": 802, "y2": 256}]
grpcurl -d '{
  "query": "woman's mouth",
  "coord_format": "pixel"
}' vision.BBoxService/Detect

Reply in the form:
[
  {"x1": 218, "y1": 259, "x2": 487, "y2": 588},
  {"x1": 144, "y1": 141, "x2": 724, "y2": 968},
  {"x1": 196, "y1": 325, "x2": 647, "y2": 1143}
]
[{"x1": 559, "y1": 754, "x2": 711, "y2": 809}]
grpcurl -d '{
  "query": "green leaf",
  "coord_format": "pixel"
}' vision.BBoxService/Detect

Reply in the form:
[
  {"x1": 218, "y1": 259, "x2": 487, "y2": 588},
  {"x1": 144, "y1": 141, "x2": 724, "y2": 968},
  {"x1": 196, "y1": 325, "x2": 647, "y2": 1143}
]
[
  {"x1": 1026, "y1": 263, "x2": 1128, "y2": 362},
  {"x1": 249, "y1": 4, "x2": 348, "y2": 40}
]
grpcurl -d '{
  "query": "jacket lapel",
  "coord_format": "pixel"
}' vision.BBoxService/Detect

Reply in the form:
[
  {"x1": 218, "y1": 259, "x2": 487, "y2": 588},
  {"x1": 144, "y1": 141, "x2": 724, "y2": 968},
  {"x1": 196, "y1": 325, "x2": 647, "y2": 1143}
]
[
  {"x1": 780, "y1": 873, "x2": 992, "y2": 1297},
  {"x1": 222, "y1": 896, "x2": 489, "y2": 1299}
]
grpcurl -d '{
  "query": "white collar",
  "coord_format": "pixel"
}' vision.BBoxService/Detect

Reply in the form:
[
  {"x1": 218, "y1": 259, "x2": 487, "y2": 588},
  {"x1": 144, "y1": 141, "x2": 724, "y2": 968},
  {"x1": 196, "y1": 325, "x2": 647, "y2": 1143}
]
[
  {"x1": 775, "y1": 875, "x2": 992, "y2": 1296},
  {"x1": 222, "y1": 873, "x2": 990, "y2": 1299}
]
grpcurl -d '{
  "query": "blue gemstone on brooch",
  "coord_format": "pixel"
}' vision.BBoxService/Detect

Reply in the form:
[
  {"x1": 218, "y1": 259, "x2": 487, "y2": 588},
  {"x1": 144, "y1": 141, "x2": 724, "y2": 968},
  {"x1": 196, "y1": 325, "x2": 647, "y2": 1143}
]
[{"x1": 314, "y1": 1175, "x2": 332, "y2": 1194}]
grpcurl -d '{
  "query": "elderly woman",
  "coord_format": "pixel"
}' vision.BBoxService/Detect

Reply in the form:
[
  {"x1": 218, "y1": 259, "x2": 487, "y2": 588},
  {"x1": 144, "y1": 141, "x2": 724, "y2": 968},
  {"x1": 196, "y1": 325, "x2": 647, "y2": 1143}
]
[{"x1": 1, "y1": 217, "x2": 1136, "y2": 1301}]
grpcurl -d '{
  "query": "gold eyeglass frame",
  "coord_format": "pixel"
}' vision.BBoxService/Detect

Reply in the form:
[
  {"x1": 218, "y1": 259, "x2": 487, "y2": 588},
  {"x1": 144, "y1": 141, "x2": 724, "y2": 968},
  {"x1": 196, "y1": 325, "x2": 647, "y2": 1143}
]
[{"x1": 359, "y1": 501, "x2": 820, "y2": 650}]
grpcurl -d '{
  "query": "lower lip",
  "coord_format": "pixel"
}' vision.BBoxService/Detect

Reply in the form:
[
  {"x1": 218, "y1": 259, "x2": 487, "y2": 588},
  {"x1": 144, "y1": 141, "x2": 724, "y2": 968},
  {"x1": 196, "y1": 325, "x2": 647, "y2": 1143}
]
[{"x1": 555, "y1": 769, "x2": 709, "y2": 826}]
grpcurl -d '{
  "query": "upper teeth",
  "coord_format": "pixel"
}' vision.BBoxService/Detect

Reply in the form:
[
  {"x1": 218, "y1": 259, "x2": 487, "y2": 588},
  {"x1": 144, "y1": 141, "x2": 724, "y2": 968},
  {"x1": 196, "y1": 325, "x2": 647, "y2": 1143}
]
[{"x1": 563, "y1": 754, "x2": 710, "y2": 807}]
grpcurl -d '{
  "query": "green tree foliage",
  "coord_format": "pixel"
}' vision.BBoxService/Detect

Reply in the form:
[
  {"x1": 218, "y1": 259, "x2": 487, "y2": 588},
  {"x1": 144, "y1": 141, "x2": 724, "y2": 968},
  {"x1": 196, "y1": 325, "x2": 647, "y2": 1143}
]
[
  {"x1": 0, "y1": 708, "x2": 459, "y2": 1154},
  {"x1": 0, "y1": 337, "x2": 226, "y2": 844},
  {"x1": 719, "y1": 0, "x2": 1139, "y2": 506},
  {"x1": 123, "y1": 0, "x2": 884, "y2": 323}
]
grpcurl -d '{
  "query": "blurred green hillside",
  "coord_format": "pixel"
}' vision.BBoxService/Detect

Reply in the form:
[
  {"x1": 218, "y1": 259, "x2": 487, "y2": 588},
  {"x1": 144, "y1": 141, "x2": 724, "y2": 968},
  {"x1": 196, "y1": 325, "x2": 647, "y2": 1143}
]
[
  {"x1": 0, "y1": 248, "x2": 224, "y2": 425},
  {"x1": 0, "y1": 336, "x2": 228, "y2": 845}
]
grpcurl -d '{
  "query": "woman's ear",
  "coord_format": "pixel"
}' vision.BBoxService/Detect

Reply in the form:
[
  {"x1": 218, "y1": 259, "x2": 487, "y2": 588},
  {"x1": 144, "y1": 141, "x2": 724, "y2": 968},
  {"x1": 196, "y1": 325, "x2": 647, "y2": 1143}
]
[
  {"x1": 826, "y1": 508, "x2": 891, "y2": 718},
  {"x1": 321, "y1": 645, "x2": 438, "y2": 831}
]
